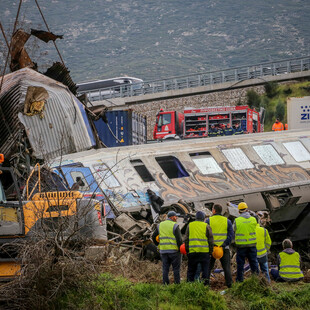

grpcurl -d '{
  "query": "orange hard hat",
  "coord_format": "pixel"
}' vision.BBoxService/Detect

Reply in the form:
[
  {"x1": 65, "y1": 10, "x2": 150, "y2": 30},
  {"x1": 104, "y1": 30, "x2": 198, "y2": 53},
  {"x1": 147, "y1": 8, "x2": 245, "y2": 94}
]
[
  {"x1": 180, "y1": 243, "x2": 187, "y2": 255},
  {"x1": 212, "y1": 246, "x2": 223, "y2": 259},
  {"x1": 156, "y1": 235, "x2": 159, "y2": 243}
]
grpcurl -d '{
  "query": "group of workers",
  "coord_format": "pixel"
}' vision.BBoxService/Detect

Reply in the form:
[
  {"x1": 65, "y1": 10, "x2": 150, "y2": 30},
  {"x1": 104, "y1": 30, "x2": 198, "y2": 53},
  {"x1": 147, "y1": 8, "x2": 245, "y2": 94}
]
[
  {"x1": 208, "y1": 122, "x2": 243, "y2": 137},
  {"x1": 272, "y1": 118, "x2": 288, "y2": 131},
  {"x1": 152, "y1": 203, "x2": 304, "y2": 287}
]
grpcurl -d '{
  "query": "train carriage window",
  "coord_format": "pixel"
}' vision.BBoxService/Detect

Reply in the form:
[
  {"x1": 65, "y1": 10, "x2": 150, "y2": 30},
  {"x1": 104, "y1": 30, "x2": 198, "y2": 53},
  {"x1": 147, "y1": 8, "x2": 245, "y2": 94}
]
[
  {"x1": 190, "y1": 152, "x2": 223, "y2": 174},
  {"x1": 155, "y1": 156, "x2": 189, "y2": 179},
  {"x1": 130, "y1": 159, "x2": 155, "y2": 182},
  {"x1": 253, "y1": 145, "x2": 284, "y2": 166},
  {"x1": 283, "y1": 141, "x2": 310, "y2": 162},
  {"x1": 93, "y1": 164, "x2": 120, "y2": 188},
  {"x1": 70, "y1": 172, "x2": 90, "y2": 191},
  {"x1": 222, "y1": 148, "x2": 254, "y2": 170}
]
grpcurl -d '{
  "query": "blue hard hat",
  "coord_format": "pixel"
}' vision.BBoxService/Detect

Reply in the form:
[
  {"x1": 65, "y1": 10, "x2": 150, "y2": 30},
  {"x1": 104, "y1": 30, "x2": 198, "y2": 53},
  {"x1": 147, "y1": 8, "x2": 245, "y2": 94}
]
[
  {"x1": 196, "y1": 211, "x2": 206, "y2": 220},
  {"x1": 167, "y1": 211, "x2": 179, "y2": 218}
]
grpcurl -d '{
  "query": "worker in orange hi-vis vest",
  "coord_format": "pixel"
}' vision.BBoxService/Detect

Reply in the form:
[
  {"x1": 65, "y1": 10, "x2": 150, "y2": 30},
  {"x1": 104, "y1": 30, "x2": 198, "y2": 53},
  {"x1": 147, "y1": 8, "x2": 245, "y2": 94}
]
[
  {"x1": 272, "y1": 118, "x2": 284, "y2": 131},
  {"x1": 284, "y1": 123, "x2": 288, "y2": 130}
]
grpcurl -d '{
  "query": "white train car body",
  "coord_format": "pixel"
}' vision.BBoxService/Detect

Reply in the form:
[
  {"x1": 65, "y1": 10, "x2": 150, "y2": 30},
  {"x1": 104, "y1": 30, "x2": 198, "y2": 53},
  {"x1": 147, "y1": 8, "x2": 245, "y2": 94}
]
[{"x1": 52, "y1": 129, "x2": 310, "y2": 244}]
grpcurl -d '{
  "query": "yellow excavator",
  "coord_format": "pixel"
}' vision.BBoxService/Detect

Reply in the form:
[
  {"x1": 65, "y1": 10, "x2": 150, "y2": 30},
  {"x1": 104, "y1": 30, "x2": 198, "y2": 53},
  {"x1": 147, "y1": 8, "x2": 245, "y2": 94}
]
[{"x1": 0, "y1": 154, "x2": 106, "y2": 280}]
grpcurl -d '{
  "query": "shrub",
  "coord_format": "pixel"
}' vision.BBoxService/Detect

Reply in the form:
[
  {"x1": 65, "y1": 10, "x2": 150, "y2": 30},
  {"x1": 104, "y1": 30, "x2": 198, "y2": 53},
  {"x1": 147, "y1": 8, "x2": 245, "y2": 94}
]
[
  {"x1": 275, "y1": 100, "x2": 285, "y2": 121},
  {"x1": 246, "y1": 89, "x2": 261, "y2": 109},
  {"x1": 260, "y1": 96, "x2": 271, "y2": 108},
  {"x1": 265, "y1": 108, "x2": 275, "y2": 124},
  {"x1": 283, "y1": 87, "x2": 292, "y2": 95},
  {"x1": 264, "y1": 82, "x2": 279, "y2": 98}
]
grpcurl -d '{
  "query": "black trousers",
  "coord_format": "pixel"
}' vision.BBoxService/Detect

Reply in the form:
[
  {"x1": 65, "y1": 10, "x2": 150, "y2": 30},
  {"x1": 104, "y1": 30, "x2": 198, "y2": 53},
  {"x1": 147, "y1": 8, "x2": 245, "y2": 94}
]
[
  {"x1": 187, "y1": 252, "x2": 210, "y2": 285},
  {"x1": 160, "y1": 252, "x2": 181, "y2": 284},
  {"x1": 236, "y1": 246, "x2": 259, "y2": 282},
  {"x1": 208, "y1": 248, "x2": 232, "y2": 288}
]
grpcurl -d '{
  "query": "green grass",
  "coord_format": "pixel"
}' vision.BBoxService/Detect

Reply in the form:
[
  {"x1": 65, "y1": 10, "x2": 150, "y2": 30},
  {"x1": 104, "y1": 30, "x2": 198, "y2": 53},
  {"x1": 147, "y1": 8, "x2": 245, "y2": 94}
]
[
  {"x1": 54, "y1": 274, "x2": 310, "y2": 310},
  {"x1": 56, "y1": 273, "x2": 227, "y2": 310},
  {"x1": 226, "y1": 276, "x2": 310, "y2": 310}
]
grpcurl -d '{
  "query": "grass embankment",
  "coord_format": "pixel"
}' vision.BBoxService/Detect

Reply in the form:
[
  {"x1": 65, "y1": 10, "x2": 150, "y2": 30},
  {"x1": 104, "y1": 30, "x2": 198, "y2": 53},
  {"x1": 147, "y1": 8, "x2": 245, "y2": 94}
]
[
  {"x1": 56, "y1": 274, "x2": 310, "y2": 310},
  {"x1": 228, "y1": 276, "x2": 310, "y2": 310}
]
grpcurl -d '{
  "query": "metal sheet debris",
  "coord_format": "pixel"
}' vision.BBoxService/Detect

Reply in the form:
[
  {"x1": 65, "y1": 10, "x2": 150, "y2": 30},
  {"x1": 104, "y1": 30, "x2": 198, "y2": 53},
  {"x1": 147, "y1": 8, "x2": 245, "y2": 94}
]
[
  {"x1": 0, "y1": 68, "x2": 95, "y2": 161},
  {"x1": 30, "y1": 28, "x2": 63, "y2": 43},
  {"x1": 10, "y1": 29, "x2": 36, "y2": 72}
]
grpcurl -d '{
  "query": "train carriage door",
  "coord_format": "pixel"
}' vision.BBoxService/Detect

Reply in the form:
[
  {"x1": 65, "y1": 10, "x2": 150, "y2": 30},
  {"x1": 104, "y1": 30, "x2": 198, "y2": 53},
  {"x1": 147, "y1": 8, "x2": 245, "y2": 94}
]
[
  {"x1": 60, "y1": 166, "x2": 114, "y2": 218},
  {"x1": 175, "y1": 112, "x2": 184, "y2": 136},
  {"x1": 252, "y1": 110, "x2": 259, "y2": 133}
]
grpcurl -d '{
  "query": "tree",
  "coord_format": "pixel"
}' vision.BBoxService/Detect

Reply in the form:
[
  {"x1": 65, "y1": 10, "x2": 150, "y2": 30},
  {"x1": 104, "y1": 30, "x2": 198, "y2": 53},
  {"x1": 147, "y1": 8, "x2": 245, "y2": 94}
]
[
  {"x1": 260, "y1": 96, "x2": 270, "y2": 109},
  {"x1": 265, "y1": 108, "x2": 275, "y2": 125},
  {"x1": 264, "y1": 82, "x2": 279, "y2": 98},
  {"x1": 275, "y1": 100, "x2": 285, "y2": 121},
  {"x1": 246, "y1": 89, "x2": 261, "y2": 109}
]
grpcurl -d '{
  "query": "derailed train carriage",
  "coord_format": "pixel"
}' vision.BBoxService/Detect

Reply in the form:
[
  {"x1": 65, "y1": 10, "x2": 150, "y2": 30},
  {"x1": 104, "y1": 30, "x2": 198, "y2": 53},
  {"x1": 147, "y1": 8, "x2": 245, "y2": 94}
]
[{"x1": 52, "y1": 129, "x2": 310, "y2": 249}]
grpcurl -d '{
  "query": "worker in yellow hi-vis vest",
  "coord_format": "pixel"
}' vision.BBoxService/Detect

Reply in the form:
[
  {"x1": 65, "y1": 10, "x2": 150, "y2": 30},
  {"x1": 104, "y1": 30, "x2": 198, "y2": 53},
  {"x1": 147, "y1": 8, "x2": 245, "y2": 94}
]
[
  {"x1": 270, "y1": 239, "x2": 304, "y2": 282},
  {"x1": 184, "y1": 211, "x2": 214, "y2": 285},
  {"x1": 206, "y1": 204, "x2": 233, "y2": 288},
  {"x1": 255, "y1": 217, "x2": 271, "y2": 282},
  {"x1": 233, "y1": 202, "x2": 259, "y2": 282},
  {"x1": 152, "y1": 211, "x2": 183, "y2": 285}
]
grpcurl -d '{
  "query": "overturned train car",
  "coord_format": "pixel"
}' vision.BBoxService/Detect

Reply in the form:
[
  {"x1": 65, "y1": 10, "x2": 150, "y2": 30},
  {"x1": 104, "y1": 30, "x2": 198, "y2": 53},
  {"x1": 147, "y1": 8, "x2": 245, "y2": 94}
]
[
  {"x1": 52, "y1": 129, "x2": 310, "y2": 246},
  {"x1": 0, "y1": 68, "x2": 96, "y2": 169}
]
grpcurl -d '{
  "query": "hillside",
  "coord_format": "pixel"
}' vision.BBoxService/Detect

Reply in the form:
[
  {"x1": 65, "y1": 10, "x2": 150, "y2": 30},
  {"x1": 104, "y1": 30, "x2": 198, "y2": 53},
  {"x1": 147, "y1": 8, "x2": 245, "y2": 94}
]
[
  {"x1": 241, "y1": 81, "x2": 310, "y2": 131},
  {"x1": 1, "y1": 0, "x2": 310, "y2": 83}
]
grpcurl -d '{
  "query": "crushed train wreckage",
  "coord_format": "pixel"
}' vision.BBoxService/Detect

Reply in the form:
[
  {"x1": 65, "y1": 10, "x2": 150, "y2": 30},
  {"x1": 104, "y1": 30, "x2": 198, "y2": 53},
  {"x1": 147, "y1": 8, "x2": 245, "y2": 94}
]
[
  {"x1": 0, "y1": 25, "x2": 159, "y2": 258},
  {"x1": 1, "y1": 67, "x2": 310, "y2": 260},
  {"x1": 1, "y1": 25, "x2": 310, "y2": 266},
  {"x1": 0, "y1": 66, "x2": 159, "y2": 261}
]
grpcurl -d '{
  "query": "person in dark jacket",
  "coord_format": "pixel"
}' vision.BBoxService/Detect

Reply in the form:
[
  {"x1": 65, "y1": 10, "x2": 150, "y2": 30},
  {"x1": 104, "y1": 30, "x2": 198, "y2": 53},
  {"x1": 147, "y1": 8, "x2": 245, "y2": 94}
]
[
  {"x1": 206, "y1": 204, "x2": 233, "y2": 288},
  {"x1": 184, "y1": 211, "x2": 213, "y2": 285},
  {"x1": 152, "y1": 211, "x2": 183, "y2": 284},
  {"x1": 234, "y1": 123, "x2": 244, "y2": 135},
  {"x1": 270, "y1": 239, "x2": 304, "y2": 282},
  {"x1": 217, "y1": 125, "x2": 224, "y2": 136},
  {"x1": 208, "y1": 124, "x2": 219, "y2": 137},
  {"x1": 223, "y1": 123, "x2": 235, "y2": 136}
]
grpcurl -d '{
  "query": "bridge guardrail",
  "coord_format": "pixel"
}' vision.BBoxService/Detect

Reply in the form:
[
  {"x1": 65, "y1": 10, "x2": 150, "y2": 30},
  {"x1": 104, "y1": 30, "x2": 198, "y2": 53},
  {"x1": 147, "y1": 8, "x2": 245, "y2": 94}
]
[{"x1": 78, "y1": 56, "x2": 310, "y2": 101}]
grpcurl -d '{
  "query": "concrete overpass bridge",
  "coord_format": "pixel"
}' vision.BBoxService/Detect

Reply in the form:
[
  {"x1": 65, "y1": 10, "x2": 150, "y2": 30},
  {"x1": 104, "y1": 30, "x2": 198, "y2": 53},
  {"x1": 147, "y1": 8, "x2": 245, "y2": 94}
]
[{"x1": 81, "y1": 56, "x2": 310, "y2": 109}]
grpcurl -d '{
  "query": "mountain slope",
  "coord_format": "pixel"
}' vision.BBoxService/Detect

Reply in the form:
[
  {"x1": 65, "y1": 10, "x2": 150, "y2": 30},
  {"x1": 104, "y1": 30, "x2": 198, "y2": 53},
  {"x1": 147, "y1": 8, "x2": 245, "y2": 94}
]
[{"x1": 1, "y1": 0, "x2": 309, "y2": 83}]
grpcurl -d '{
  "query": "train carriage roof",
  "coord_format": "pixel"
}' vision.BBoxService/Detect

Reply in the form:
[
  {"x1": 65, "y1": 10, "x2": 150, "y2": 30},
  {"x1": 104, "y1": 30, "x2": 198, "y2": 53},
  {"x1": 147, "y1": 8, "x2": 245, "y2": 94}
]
[{"x1": 52, "y1": 129, "x2": 310, "y2": 208}]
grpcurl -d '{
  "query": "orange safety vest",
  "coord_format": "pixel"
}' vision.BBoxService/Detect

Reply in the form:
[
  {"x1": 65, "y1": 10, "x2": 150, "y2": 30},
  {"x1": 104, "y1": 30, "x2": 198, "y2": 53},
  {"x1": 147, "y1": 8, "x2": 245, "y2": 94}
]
[
  {"x1": 272, "y1": 122, "x2": 284, "y2": 131},
  {"x1": 284, "y1": 123, "x2": 288, "y2": 130}
]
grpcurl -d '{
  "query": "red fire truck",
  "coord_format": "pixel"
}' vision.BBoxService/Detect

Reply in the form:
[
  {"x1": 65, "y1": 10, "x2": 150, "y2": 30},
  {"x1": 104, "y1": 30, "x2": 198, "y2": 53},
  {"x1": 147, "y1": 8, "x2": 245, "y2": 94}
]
[{"x1": 153, "y1": 105, "x2": 264, "y2": 140}]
